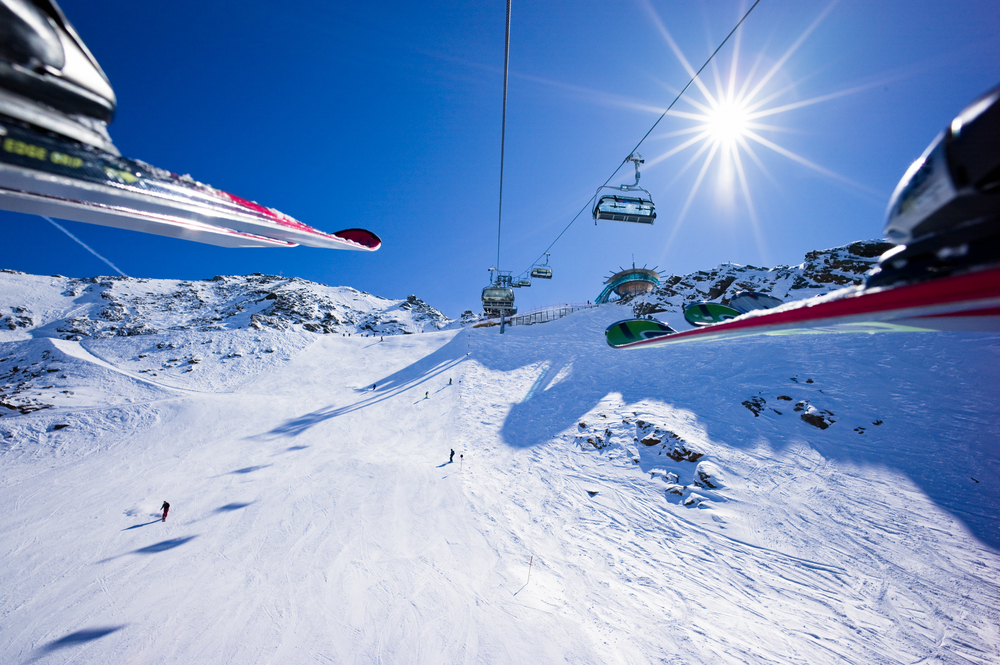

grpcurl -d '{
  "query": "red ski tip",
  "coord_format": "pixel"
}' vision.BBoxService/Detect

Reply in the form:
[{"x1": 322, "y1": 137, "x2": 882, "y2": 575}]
[{"x1": 333, "y1": 228, "x2": 382, "y2": 250}]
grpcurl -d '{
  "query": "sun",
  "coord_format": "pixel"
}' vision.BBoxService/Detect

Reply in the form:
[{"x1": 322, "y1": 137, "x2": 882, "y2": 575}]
[
  {"x1": 634, "y1": 2, "x2": 882, "y2": 264},
  {"x1": 705, "y1": 101, "x2": 750, "y2": 146}
]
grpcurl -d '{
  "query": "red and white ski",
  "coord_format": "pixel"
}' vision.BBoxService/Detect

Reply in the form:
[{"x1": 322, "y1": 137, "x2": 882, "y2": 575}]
[
  {"x1": 0, "y1": 119, "x2": 381, "y2": 251},
  {"x1": 607, "y1": 266, "x2": 1000, "y2": 349}
]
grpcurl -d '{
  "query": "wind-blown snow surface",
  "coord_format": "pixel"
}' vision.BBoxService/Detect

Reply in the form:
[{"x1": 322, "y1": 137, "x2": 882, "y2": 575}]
[{"x1": 1, "y1": 284, "x2": 998, "y2": 663}]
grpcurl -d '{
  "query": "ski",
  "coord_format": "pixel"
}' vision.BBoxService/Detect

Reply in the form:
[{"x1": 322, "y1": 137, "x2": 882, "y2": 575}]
[
  {"x1": 605, "y1": 317, "x2": 676, "y2": 348},
  {"x1": 683, "y1": 302, "x2": 740, "y2": 327},
  {"x1": 606, "y1": 265, "x2": 1000, "y2": 349},
  {"x1": 0, "y1": 118, "x2": 381, "y2": 250}
]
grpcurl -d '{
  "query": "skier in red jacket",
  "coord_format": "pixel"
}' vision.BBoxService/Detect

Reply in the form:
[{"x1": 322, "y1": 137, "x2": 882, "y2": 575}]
[{"x1": 161, "y1": 501, "x2": 170, "y2": 522}]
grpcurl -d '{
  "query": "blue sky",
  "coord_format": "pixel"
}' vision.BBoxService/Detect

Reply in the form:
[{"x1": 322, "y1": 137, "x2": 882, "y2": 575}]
[{"x1": 1, "y1": 0, "x2": 997, "y2": 317}]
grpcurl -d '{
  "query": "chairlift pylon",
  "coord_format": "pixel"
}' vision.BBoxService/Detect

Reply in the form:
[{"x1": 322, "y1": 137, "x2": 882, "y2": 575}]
[{"x1": 593, "y1": 152, "x2": 656, "y2": 225}]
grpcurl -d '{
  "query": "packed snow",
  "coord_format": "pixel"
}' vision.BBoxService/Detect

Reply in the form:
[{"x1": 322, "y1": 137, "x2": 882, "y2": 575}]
[{"x1": 0, "y1": 264, "x2": 998, "y2": 664}]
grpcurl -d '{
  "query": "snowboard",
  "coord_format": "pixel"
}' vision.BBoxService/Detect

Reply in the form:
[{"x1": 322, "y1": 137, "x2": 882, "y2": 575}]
[
  {"x1": 606, "y1": 265, "x2": 1000, "y2": 349},
  {"x1": 0, "y1": 118, "x2": 381, "y2": 250}
]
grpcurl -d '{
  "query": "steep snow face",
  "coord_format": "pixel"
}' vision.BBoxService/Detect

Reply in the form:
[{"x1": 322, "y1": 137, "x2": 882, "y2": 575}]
[
  {"x1": 0, "y1": 271, "x2": 452, "y2": 342},
  {"x1": 628, "y1": 239, "x2": 893, "y2": 316},
  {"x1": 0, "y1": 267, "x2": 997, "y2": 664}
]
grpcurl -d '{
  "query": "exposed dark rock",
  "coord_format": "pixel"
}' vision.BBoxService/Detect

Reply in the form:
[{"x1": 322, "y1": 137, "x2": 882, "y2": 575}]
[
  {"x1": 636, "y1": 421, "x2": 703, "y2": 461},
  {"x1": 801, "y1": 413, "x2": 831, "y2": 429},
  {"x1": 847, "y1": 240, "x2": 894, "y2": 258},
  {"x1": 743, "y1": 396, "x2": 765, "y2": 417},
  {"x1": 695, "y1": 469, "x2": 718, "y2": 489},
  {"x1": 666, "y1": 446, "x2": 703, "y2": 463}
]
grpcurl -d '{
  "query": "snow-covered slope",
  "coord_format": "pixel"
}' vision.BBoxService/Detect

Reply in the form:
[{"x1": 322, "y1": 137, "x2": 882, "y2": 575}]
[{"x1": 0, "y1": 265, "x2": 997, "y2": 664}]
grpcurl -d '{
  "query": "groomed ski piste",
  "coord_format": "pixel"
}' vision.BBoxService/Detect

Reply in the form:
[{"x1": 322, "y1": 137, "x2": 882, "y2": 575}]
[{"x1": 0, "y1": 267, "x2": 998, "y2": 664}]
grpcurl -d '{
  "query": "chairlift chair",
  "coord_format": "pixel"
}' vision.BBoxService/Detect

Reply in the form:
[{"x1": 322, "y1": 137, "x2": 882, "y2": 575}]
[
  {"x1": 481, "y1": 285, "x2": 516, "y2": 314},
  {"x1": 482, "y1": 269, "x2": 516, "y2": 315},
  {"x1": 593, "y1": 153, "x2": 656, "y2": 224},
  {"x1": 530, "y1": 252, "x2": 553, "y2": 279}
]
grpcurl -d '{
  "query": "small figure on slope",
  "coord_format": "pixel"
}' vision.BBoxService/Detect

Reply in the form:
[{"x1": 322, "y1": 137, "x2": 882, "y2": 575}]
[
  {"x1": 449, "y1": 449, "x2": 455, "y2": 463},
  {"x1": 161, "y1": 501, "x2": 170, "y2": 522}
]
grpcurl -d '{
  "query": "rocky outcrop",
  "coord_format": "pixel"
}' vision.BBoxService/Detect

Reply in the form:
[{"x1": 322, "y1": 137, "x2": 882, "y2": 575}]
[
  {"x1": 635, "y1": 420, "x2": 703, "y2": 462},
  {"x1": 626, "y1": 239, "x2": 894, "y2": 316}
]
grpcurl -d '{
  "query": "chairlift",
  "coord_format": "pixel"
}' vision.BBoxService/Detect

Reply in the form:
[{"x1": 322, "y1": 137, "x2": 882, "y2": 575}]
[
  {"x1": 593, "y1": 152, "x2": 656, "y2": 225},
  {"x1": 482, "y1": 285, "x2": 516, "y2": 313},
  {"x1": 530, "y1": 253, "x2": 553, "y2": 279},
  {"x1": 482, "y1": 269, "x2": 517, "y2": 315},
  {"x1": 514, "y1": 278, "x2": 531, "y2": 287}
]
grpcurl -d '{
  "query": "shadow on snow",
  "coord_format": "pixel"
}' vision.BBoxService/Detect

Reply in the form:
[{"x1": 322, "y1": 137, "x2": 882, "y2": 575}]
[
  {"x1": 263, "y1": 309, "x2": 1000, "y2": 548},
  {"x1": 267, "y1": 334, "x2": 468, "y2": 438}
]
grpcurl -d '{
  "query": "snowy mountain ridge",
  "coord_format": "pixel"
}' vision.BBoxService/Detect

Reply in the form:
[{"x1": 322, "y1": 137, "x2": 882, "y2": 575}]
[
  {"x1": 1, "y1": 239, "x2": 891, "y2": 345},
  {"x1": 0, "y1": 271, "x2": 452, "y2": 341},
  {"x1": 627, "y1": 239, "x2": 893, "y2": 316}
]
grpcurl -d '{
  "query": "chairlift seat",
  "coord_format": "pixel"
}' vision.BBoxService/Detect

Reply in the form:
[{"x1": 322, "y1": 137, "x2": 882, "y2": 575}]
[
  {"x1": 482, "y1": 285, "x2": 515, "y2": 315},
  {"x1": 530, "y1": 267, "x2": 552, "y2": 279},
  {"x1": 594, "y1": 195, "x2": 656, "y2": 224}
]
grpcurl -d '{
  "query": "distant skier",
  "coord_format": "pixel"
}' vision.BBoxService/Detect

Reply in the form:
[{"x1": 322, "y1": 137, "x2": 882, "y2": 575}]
[
  {"x1": 372, "y1": 383, "x2": 377, "y2": 391},
  {"x1": 425, "y1": 391, "x2": 428, "y2": 399},
  {"x1": 449, "y1": 449, "x2": 455, "y2": 463},
  {"x1": 161, "y1": 501, "x2": 170, "y2": 522},
  {"x1": 449, "y1": 378, "x2": 452, "y2": 385}
]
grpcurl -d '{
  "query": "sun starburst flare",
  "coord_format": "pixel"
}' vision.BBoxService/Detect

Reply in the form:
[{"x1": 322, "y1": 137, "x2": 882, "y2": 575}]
[{"x1": 636, "y1": 0, "x2": 886, "y2": 264}]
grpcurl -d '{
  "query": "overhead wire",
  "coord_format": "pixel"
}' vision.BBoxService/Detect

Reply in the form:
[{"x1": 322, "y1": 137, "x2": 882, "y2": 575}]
[
  {"x1": 495, "y1": 0, "x2": 513, "y2": 273},
  {"x1": 520, "y1": 0, "x2": 763, "y2": 275}
]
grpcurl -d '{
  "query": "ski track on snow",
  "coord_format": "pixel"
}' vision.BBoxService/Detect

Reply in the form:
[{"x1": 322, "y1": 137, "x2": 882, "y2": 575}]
[{"x1": 0, "y1": 304, "x2": 997, "y2": 663}]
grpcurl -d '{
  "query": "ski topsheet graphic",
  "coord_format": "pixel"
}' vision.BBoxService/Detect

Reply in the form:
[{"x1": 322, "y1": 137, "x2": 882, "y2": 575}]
[
  {"x1": 0, "y1": 120, "x2": 382, "y2": 250},
  {"x1": 606, "y1": 265, "x2": 1000, "y2": 349}
]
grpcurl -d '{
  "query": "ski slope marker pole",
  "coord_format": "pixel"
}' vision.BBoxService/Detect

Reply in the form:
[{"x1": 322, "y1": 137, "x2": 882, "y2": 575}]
[{"x1": 527, "y1": 555, "x2": 533, "y2": 584}]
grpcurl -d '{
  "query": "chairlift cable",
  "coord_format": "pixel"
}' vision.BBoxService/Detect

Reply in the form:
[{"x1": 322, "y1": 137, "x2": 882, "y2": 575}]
[
  {"x1": 521, "y1": 0, "x2": 763, "y2": 274},
  {"x1": 496, "y1": 0, "x2": 513, "y2": 273}
]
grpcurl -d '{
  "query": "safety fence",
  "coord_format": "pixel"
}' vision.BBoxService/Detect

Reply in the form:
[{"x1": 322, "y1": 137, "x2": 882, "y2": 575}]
[
  {"x1": 473, "y1": 303, "x2": 598, "y2": 329},
  {"x1": 507, "y1": 303, "x2": 597, "y2": 326}
]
